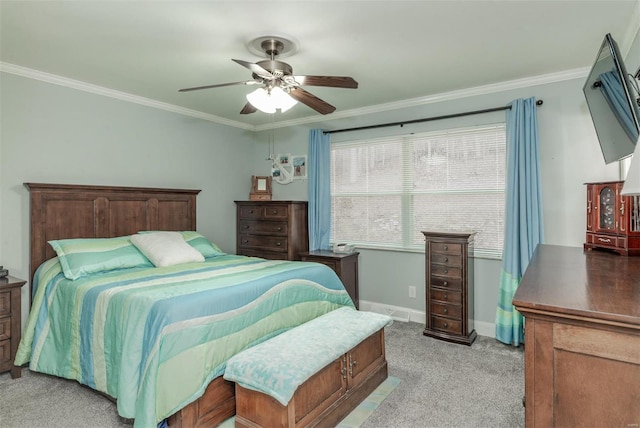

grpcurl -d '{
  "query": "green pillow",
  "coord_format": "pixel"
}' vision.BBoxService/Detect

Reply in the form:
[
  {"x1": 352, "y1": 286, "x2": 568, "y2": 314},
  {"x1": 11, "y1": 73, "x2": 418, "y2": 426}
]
[
  {"x1": 49, "y1": 236, "x2": 152, "y2": 280},
  {"x1": 180, "y1": 231, "x2": 225, "y2": 258}
]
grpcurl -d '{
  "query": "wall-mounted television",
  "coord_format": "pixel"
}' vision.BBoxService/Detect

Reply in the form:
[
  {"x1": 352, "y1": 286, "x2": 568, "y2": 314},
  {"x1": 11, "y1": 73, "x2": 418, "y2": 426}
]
[{"x1": 583, "y1": 33, "x2": 640, "y2": 164}]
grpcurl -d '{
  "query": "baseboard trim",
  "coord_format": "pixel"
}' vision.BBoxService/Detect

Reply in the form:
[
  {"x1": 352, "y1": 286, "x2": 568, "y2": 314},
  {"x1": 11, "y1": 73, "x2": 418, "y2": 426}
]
[{"x1": 359, "y1": 300, "x2": 496, "y2": 339}]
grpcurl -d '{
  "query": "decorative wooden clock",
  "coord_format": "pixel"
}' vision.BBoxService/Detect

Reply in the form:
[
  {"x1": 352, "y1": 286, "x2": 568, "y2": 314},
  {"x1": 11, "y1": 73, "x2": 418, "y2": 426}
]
[{"x1": 584, "y1": 181, "x2": 640, "y2": 256}]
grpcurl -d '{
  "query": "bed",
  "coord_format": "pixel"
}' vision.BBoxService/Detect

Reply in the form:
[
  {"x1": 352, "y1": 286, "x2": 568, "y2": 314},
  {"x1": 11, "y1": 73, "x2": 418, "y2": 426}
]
[{"x1": 15, "y1": 183, "x2": 355, "y2": 428}]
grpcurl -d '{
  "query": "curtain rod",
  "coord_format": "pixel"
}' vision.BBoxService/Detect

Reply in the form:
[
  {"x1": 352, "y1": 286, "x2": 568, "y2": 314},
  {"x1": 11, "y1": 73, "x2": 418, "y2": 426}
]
[{"x1": 323, "y1": 99, "x2": 544, "y2": 135}]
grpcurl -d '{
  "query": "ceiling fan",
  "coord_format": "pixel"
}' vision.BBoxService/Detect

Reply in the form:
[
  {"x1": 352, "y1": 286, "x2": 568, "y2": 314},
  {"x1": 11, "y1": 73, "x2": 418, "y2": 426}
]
[{"x1": 178, "y1": 36, "x2": 358, "y2": 115}]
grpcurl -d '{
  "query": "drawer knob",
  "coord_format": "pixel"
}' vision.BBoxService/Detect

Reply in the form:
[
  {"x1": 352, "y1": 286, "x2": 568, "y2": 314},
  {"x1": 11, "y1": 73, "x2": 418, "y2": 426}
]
[
  {"x1": 249, "y1": 209, "x2": 254, "y2": 214},
  {"x1": 443, "y1": 245, "x2": 448, "y2": 250},
  {"x1": 443, "y1": 269, "x2": 448, "y2": 274},
  {"x1": 443, "y1": 281, "x2": 448, "y2": 286},
  {"x1": 244, "y1": 225, "x2": 250, "y2": 229},
  {"x1": 242, "y1": 239, "x2": 248, "y2": 244},
  {"x1": 444, "y1": 257, "x2": 448, "y2": 262},
  {"x1": 443, "y1": 322, "x2": 448, "y2": 328},
  {"x1": 272, "y1": 210, "x2": 277, "y2": 214},
  {"x1": 443, "y1": 293, "x2": 448, "y2": 300},
  {"x1": 443, "y1": 308, "x2": 448, "y2": 314},
  {"x1": 277, "y1": 227, "x2": 282, "y2": 231},
  {"x1": 276, "y1": 242, "x2": 282, "y2": 246}
]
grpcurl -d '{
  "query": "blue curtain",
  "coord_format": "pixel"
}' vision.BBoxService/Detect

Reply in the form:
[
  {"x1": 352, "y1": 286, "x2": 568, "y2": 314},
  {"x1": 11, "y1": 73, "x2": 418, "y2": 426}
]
[
  {"x1": 495, "y1": 97, "x2": 544, "y2": 346},
  {"x1": 308, "y1": 129, "x2": 332, "y2": 250}
]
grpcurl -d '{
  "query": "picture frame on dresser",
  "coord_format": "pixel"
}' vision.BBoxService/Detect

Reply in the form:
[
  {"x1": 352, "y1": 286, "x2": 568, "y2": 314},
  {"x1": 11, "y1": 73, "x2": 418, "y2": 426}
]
[{"x1": 249, "y1": 175, "x2": 272, "y2": 201}]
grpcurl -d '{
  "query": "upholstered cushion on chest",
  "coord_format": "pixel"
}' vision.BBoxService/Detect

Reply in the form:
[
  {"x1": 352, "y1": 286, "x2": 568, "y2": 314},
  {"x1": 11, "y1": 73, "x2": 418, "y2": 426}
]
[{"x1": 223, "y1": 307, "x2": 393, "y2": 405}]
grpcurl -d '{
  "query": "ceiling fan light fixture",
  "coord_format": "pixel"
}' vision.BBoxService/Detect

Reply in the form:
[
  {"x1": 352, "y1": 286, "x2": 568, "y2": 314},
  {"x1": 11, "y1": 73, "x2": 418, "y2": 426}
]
[{"x1": 246, "y1": 86, "x2": 297, "y2": 114}]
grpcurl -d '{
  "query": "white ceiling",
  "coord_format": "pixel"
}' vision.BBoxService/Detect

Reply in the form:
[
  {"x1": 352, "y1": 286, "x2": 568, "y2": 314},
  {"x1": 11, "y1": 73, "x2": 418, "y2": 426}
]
[{"x1": 1, "y1": 1, "x2": 639, "y2": 130}]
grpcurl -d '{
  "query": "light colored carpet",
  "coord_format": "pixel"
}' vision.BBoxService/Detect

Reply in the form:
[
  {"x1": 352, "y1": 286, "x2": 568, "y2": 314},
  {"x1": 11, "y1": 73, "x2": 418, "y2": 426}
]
[{"x1": 0, "y1": 320, "x2": 524, "y2": 428}]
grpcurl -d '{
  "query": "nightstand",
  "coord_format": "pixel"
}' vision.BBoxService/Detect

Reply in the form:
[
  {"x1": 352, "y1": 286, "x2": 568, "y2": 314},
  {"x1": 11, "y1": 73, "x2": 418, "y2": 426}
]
[
  {"x1": 0, "y1": 276, "x2": 26, "y2": 378},
  {"x1": 300, "y1": 250, "x2": 359, "y2": 309}
]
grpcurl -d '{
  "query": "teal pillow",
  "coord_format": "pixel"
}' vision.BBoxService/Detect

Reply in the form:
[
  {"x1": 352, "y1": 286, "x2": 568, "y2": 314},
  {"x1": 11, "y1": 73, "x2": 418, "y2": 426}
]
[
  {"x1": 180, "y1": 231, "x2": 225, "y2": 258},
  {"x1": 49, "y1": 236, "x2": 152, "y2": 280}
]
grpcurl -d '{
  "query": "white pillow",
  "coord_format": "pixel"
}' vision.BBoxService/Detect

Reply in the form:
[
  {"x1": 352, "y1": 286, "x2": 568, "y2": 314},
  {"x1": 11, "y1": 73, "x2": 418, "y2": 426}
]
[{"x1": 130, "y1": 231, "x2": 204, "y2": 267}]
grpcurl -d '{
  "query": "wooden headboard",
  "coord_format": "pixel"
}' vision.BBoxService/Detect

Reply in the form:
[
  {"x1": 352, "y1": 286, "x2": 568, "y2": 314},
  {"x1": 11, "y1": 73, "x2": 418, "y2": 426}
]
[{"x1": 24, "y1": 183, "x2": 200, "y2": 300}]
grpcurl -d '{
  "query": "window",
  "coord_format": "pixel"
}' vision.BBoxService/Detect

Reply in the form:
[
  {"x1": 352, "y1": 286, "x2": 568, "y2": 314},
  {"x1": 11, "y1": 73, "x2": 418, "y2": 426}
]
[{"x1": 331, "y1": 124, "x2": 506, "y2": 258}]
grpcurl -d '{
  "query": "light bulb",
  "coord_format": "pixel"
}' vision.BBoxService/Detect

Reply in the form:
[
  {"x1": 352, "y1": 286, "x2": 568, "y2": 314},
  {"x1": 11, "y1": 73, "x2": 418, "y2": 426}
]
[{"x1": 246, "y1": 86, "x2": 297, "y2": 113}]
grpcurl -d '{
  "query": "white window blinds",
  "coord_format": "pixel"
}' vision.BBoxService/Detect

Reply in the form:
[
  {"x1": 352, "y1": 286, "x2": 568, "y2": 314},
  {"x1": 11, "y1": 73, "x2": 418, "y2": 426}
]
[{"x1": 331, "y1": 124, "x2": 506, "y2": 258}]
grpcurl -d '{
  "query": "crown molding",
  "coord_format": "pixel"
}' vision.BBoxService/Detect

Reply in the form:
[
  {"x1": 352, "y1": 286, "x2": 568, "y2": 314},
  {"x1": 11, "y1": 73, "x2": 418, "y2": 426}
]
[
  {"x1": 2, "y1": 61, "x2": 588, "y2": 133},
  {"x1": 0, "y1": 62, "x2": 255, "y2": 131},
  {"x1": 255, "y1": 67, "x2": 591, "y2": 131}
]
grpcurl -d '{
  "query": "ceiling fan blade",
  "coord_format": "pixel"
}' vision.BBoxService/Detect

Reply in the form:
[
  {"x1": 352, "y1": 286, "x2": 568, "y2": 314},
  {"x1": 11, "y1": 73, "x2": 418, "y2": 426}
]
[
  {"x1": 178, "y1": 80, "x2": 258, "y2": 92},
  {"x1": 240, "y1": 102, "x2": 257, "y2": 115},
  {"x1": 294, "y1": 76, "x2": 358, "y2": 89},
  {"x1": 232, "y1": 59, "x2": 274, "y2": 80},
  {"x1": 288, "y1": 88, "x2": 336, "y2": 115}
]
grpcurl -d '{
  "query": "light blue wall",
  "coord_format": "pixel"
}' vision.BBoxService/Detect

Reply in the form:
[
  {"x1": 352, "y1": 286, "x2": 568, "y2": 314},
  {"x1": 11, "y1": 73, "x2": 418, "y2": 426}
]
[{"x1": 0, "y1": 72, "x2": 257, "y2": 328}]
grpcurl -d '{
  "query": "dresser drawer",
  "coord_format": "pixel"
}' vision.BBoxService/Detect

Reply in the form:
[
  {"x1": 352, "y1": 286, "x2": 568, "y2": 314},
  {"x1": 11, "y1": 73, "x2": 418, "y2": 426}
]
[
  {"x1": 431, "y1": 253, "x2": 462, "y2": 267},
  {"x1": 430, "y1": 264, "x2": 461, "y2": 279},
  {"x1": 0, "y1": 292, "x2": 9, "y2": 316},
  {"x1": 0, "y1": 340, "x2": 11, "y2": 366},
  {"x1": 0, "y1": 317, "x2": 10, "y2": 340},
  {"x1": 430, "y1": 276, "x2": 462, "y2": 290},
  {"x1": 239, "y1": 220, "x2": 288, "y2": 235},
  {"x1": 586, "y1": 233, "x2": 623, "y2": 250},
  {"x1": 263, "y1": 205, "x2": 289, "y2": 219},
  {"x1": 0, "y1": 339, "x2": 10, "y2": 364},
  {"x1": 239, "y1": 249, "x2": 289, "y2": 260},
  {"x1": 238, "y1": 204, "x2": 290, "y2": 220},
  {"x1": 238, "y1": 235, "x2": 288, "y2": 252},
  {"x1": 430, "y1": 316, "x2": 462, "y2": 335},
  {"x1": 306, "y1": 259, "x2": 337, "y2": 271},
  {"x1": 431, "y1": 242, "x2": 462, "y2": 255},
  {"x1": 430, "y1": 289, "x2": 462, "y2": 305},
  {"x1": 430, "y1": 302, "x2": 462, "y2": 320}
]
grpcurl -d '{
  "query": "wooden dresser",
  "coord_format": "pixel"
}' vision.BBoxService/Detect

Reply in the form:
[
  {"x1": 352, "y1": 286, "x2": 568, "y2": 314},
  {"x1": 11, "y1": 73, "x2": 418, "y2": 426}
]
[
  {"x1": 422, "y1": 231, "x2": 476, "y2": 345},
  {"x1": 513, "y1": 245, "x2": 640, "y2": 427},
  {"x1": 300, "y1": 250, "x2": 359, "y2": 308},
  {"x1": 235, "y1": 201, "x2": 308, "y2": 260},
  {"x1": 0, "y1": 276, "x2": 26, "y2": 378}
]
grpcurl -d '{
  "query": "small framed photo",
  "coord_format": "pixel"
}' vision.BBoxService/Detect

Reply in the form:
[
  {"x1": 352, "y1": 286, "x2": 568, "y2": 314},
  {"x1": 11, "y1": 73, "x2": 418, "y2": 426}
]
[
  {"x1": 250, "y1": 175, "x2": 272, "y2": 200},
  {"x1": 292, "y1": 155, "x2": 307, "y2": 179},
  {"x1": 278, "y1": 153, "x2": 291, "y2": 165}
]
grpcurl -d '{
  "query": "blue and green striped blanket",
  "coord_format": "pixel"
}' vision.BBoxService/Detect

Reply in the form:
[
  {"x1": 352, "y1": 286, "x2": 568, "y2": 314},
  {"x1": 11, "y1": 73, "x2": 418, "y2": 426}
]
[{"x1": 15, "y1": 255, "x2": 354, "y2": 427}]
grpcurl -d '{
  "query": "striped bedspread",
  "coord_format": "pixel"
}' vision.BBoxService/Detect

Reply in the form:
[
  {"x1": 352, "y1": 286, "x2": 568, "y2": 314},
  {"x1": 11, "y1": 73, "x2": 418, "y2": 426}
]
[{"x1": 15, "y1": 255, "x2": 354, "y2": 427}]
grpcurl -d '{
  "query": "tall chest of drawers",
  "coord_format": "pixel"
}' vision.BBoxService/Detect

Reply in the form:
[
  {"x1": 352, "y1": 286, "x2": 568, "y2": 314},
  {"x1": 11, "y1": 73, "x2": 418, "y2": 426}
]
[
  {"x1": 0, "y1": 276, "x2": 26, "y2": 378},
  {"x1": 422, "y1": 231, "x2": 476, "y2": 345},
  {"x1": 235, "y1": 201, "x2": 308, "y2": 260}
]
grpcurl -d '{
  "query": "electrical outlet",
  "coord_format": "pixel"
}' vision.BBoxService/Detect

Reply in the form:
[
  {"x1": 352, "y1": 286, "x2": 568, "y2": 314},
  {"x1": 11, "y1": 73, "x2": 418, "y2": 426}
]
[{"x1": 408, "y1": 286, "x2": 416, "y2": 298}]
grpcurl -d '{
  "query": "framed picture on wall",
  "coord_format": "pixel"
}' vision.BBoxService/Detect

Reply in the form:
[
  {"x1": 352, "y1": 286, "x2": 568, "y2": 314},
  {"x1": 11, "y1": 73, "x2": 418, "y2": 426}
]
[
  {"x1": 278, "y1": 153, "x2": 291, "y2": 165},
  {"x1": 292, "y1": 155, "x2": 307, "y2": 179}
]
